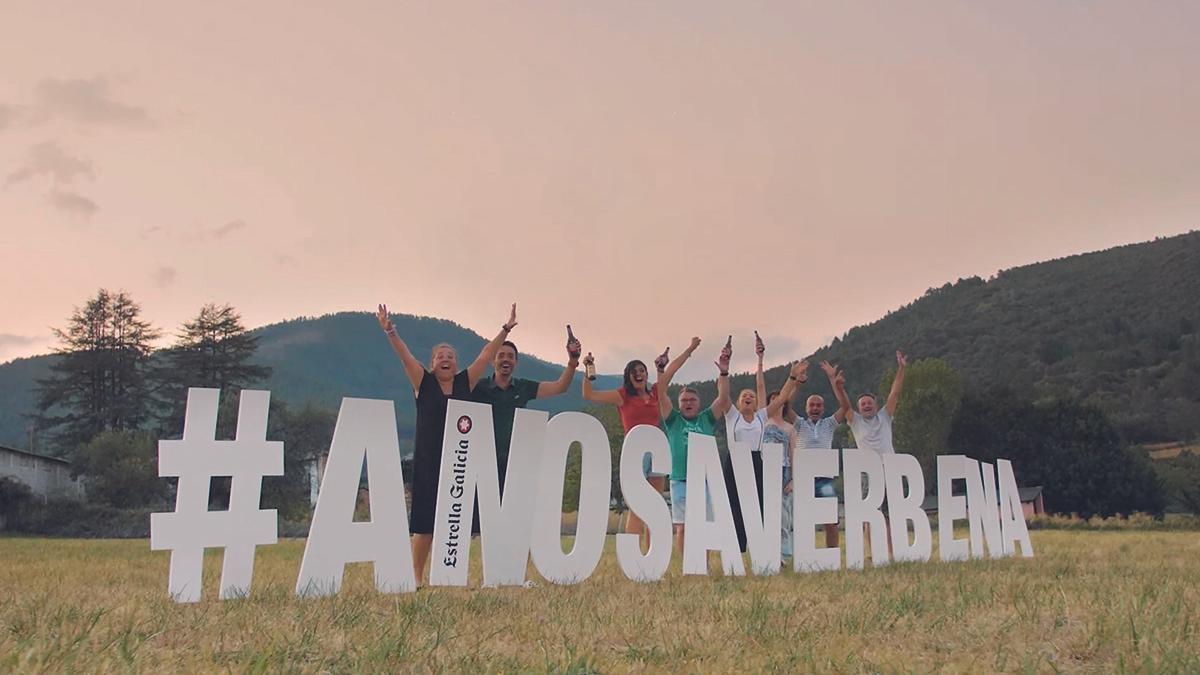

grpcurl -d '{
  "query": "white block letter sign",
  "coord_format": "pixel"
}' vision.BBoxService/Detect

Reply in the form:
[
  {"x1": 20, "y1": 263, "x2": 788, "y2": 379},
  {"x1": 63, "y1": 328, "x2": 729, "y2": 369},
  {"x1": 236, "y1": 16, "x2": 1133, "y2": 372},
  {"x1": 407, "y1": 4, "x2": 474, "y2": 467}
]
[{"x1": 296, "y1": 398, "x2": 415, "y2": 596}]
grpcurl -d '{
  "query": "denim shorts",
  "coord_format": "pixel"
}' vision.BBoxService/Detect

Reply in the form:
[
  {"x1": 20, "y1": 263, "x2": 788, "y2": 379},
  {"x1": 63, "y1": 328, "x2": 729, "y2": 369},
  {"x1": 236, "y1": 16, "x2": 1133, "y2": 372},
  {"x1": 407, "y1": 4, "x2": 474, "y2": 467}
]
[
  {"x1": 642, "y1": 451, "x2": 667, "y2": 478},
  {"x1": 669, "y1": 480, "x2": 713, "y2": 524},
  {"x1": 785, "y1": 468, "x2": 836, "y2": 499},
  {"x1": 815, "y1": 477, "x2": 837, "y2": 499}
]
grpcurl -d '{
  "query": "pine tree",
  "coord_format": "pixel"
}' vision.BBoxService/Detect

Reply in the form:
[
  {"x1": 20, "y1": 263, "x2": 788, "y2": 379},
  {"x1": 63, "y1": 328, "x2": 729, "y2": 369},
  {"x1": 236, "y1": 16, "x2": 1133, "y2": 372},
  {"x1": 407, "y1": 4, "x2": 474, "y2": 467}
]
[
  {"x1": 35, "y1": 289, "x2": 161, "y2": 455},
  {"x1": 156, "y1": 304, "x2": 271, "y2": 433}
]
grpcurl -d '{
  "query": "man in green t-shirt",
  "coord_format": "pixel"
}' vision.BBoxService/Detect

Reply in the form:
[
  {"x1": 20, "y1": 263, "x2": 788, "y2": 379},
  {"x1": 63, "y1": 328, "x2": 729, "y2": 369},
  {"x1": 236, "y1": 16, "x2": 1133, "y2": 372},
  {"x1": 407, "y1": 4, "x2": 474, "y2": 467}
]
[
  {"x1": 472, "y1": 338, "x2": 580, "y2": 493},
  {"x1": 658, "y1": 347, "x2": 733, "y2": 555}
]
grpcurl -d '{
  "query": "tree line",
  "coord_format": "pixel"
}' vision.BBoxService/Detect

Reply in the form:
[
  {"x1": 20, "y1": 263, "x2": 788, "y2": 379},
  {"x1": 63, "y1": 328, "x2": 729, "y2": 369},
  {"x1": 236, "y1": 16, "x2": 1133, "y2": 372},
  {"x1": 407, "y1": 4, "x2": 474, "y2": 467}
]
[{"x1": 8, "y1": 288, "x2": 333, "y2": 526}]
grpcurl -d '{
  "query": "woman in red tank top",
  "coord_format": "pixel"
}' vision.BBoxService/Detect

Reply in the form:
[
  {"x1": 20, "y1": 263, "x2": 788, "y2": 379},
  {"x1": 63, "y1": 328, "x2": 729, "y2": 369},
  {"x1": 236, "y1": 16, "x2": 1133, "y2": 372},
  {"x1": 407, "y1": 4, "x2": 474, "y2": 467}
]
[{"x1": 582, "y1": 337, "x2": 701, "y2": 548}]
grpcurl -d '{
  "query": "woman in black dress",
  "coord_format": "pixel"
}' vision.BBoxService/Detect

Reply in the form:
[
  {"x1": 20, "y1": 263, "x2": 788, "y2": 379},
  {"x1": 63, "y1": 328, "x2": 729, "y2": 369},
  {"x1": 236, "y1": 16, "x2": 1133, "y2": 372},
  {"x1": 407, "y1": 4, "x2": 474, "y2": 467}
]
[{"x1": 376, "y1": 302, "x2": 517, "y2": 586}]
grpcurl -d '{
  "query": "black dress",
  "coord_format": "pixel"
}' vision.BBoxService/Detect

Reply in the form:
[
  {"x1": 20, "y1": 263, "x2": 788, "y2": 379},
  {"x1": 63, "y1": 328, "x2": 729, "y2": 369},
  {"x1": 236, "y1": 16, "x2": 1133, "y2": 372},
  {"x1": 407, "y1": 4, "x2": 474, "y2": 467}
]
[{"x1": 410, "y1": 369, "x2": 472, "y2": 535}]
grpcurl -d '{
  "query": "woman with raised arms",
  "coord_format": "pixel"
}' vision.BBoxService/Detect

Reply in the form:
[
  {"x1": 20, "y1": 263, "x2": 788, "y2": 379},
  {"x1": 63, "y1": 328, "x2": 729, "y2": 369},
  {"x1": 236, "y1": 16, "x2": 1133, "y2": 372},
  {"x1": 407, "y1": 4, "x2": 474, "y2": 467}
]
[
  {"x1": 582, "y1": 337, "x2": 701, "y2": 547},
  {"x1": 722, "y1": 333, "x2": 783, "y2": 552},
  {"x1": 376, "y1": 302, "x2": 518, "y2": 586}
]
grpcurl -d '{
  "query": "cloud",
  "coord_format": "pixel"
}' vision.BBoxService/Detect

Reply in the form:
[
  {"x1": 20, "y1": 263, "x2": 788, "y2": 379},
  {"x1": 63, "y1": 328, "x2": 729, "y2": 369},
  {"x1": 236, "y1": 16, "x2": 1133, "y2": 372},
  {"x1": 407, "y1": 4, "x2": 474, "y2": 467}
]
[
  {"x1": 47, "y1": 188, "x2": 98, "y2": 217},
  {"x1": 0, "y1": 104, "x2": 24, "y2": 132},
  {"x1": 33, "y1": 77, "x2": 152, "y2": 128},
  {"x1": 151, "y1": 266, "x2": 177, "y2": 288},
  {"x1": 6, "y1": 141, "x2": 94, "y2": 186},
  {"x1": 211, "y1": 219, "x2": 246, "y2": 238},
  {"x1": 0, "y1": 333, "x2": 42, "y2": 349}
]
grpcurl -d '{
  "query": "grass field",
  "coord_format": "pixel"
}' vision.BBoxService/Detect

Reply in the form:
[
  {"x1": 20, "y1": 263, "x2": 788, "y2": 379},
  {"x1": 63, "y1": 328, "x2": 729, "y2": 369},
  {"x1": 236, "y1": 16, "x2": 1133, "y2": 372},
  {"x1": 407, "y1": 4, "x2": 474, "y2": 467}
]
[{"x1": 2, "y1": 531, "x2": 1198, "y2": 673}]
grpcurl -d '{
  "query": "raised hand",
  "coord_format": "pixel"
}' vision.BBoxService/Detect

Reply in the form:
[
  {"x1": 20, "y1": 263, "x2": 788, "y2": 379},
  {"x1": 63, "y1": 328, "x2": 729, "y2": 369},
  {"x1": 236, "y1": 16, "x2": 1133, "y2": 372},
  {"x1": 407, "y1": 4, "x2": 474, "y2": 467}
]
[
  {"x1": 376, "y1": 304, "x2": 395, "y2": 334},
  {"x1": 789, "y1": 360, "x2": 805, "y2": 378},
  {"x1": 721, "y1": 335, "x2": 733, "y2": 360},
  {"x1": 505, "y1": 303, "x2": 518, "y2": 331},
  {"x1": 654, "y1": 347, "x2": 670, "y2": 371},
  {"x1": 715, "y1": 349, "x2": 731, "y2": 374},
  {"x1": 819, "y1": 360, "x2": 839, "y2": 379},
  {"x1": 689, "y1": 336, "x2": 702, "y2": 352},
  {"x1": 791, "y1": 359, "x2": 810, "y2": 381},
  {"x1": 754, "y1": 330, "x2": 765, "y2": 358},
  {"x1": 833, "y1": 369, "x2": 846, "y2": 389},
  {"x1": 583, "y1": 352, "x2": 595, "y2": 367},
  {"x1": 896, "y1": 350, "x2": 908, "y2": 368}
]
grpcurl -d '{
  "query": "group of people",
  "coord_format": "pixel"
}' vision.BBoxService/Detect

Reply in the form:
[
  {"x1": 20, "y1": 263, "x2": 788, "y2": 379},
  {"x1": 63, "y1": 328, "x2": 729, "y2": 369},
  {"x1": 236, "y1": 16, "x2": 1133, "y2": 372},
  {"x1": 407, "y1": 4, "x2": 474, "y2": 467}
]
[{"x1": 376, "y1": 303, "x2": 907, "y2": 585}]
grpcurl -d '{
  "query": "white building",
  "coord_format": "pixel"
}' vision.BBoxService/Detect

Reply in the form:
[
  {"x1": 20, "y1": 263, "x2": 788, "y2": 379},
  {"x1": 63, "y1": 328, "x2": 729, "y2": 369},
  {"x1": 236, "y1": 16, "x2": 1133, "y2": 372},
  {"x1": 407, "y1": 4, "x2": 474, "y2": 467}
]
[{"x1": 0, "y1": 444, "x2": 85, "y2": 502}]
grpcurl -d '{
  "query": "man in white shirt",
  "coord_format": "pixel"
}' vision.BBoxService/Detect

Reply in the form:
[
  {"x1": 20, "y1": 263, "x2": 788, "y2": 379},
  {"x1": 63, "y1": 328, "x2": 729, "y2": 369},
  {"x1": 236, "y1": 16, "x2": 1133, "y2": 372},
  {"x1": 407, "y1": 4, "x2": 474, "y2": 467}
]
[
  {"x1": 792, "y1": 360, "x2": 850, "y2": 548},
  {"x1": 834, "y1": 350, "x2": 907, "y2": 556}
]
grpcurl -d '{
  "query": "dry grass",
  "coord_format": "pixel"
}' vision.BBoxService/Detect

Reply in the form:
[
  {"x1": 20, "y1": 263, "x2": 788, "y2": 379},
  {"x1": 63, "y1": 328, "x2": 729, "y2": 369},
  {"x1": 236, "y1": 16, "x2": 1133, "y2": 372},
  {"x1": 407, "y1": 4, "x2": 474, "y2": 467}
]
[{"x1": 2, "y1": 530, "x2": 1198, "y2": 673}]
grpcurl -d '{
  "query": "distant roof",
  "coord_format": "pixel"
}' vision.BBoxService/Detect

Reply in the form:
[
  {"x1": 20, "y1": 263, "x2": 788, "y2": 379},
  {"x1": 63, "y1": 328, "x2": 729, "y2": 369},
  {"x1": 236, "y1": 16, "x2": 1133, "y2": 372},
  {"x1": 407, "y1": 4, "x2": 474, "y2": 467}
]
[
  {"x1": 1018, "y1": 486, "x2": 1043, "y2": 501},
  {"x1": 1142, "y1": 443, "x2": 1200, "y2": 460},
  {"x1": 0, "y1": 444, "x2": 70, "y2": 465}
]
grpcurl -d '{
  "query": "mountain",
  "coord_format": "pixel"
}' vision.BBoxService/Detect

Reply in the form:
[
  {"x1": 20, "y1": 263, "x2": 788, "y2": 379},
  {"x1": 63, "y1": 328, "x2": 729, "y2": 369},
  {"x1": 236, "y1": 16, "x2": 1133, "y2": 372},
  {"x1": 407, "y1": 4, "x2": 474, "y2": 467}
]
[
  {"x1": 3, "y1": 231, "x2": 1198, "y2": 452},
  {"x1": 688, "y1": 231, "x2": 1200, "y2": 443},
  {"x1": 0, "y1": 312, "x2": 621, "y2": 454}
]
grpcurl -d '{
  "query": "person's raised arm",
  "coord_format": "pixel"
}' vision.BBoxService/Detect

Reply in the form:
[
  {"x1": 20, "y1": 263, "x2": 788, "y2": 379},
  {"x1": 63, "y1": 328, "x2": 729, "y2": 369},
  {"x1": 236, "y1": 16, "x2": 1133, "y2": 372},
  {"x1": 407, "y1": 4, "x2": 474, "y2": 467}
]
[
  {"x1": 537, "y1": 328, "x2": 581, "y2": 398},
  {"x1": 377, "y1": 304, "x2": 425, "y2": 392},
  {"x1": 581, "y1": 353, "x2": 623, "y2": 405},
  {"x1": 831, "y1": 364, "x2": 853, "y2": 424},
  {"x1": 710, "y1": 345, "x2": 734, "y2": 418},
  {"x1": 657, "y1": 337, "x2": 700, "y2": 391},
  {"x1": 885, "y1": 350, "x2": 907, "y2": 417},
  {"x1": 754, "y1": 335, "x2": 767, "y2": 411},
  {"x1": 658, "y1": 372, "x2": 674, "y2": 419},
  {"x1": 768, "y1": 360, "x2": 808, "y2": 419},
  {"x1": 821, "y1": 360, "x2": 850, "y2": 423},
  {"x1": 467, "y1": 303, "x2": 518, "y2": 389}
]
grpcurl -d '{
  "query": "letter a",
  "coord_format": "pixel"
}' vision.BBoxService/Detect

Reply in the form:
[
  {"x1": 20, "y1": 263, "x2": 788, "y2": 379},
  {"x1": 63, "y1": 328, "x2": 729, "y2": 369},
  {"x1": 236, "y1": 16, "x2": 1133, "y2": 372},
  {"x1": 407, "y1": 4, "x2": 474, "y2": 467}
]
[{"x1": 296, "y1": 398, "x2": 415, "y2": 596}]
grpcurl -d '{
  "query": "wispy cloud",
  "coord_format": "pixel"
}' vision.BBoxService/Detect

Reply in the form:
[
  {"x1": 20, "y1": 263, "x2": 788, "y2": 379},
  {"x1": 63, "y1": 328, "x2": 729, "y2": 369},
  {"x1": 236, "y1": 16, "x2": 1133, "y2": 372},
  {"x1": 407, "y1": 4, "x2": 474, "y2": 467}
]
[
  {"x1": 210, "y1": 219, "x2": 246, "y2": 238},
  {"x1": 0, "y1": 104, "x2": 25, "y2": 132},
  {"x1": 6, "y1": 141, "x2": 94, "y2": 186},
  {"x1": 47, "y1": 188, "x2": 98, "y2": 217},
  {"x1": 151, "y1": 266, "x2": 177, "y2": 288},
  {"x1": 0, "y1": 333, "x2": 42, "y2": 349},
  {"x1": 32, "y1": 77, "x2": 152, "y2": 128}
]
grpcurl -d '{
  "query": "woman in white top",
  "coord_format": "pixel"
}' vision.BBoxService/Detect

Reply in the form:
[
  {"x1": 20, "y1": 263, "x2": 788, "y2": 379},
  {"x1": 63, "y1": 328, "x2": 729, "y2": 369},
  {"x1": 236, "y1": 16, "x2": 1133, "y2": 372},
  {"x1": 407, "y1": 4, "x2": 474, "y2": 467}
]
[{"x1": 722, "y1": 333, "x2": 777, "y2": 552}]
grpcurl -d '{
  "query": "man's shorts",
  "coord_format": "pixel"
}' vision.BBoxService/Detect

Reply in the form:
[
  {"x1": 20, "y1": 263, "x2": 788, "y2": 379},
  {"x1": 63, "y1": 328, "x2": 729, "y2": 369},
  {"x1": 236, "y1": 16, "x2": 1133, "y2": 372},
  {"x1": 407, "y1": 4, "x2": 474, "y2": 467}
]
[
  {"x1": 642, "y1": 452, "x2": 667, "y2": 479},
  {"x1": 670, "y1": 480, "x2": 713, "y2": 524},
  {"x1": 815, "y1": 477, "x2": 837, "y2": 499}
]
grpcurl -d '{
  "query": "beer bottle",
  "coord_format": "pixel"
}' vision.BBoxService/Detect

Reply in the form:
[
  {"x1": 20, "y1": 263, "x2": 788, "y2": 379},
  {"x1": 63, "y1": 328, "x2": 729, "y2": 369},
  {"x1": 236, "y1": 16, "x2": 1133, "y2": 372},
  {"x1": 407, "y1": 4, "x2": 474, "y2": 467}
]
[
  {"x1": 583, "y1": 352, "x2": 597, "y2": 381},
  {"x1": 566, "y1": 325, "x2": 582, "y2": 359},
  {"x1": 754, "y1": 330, "x2": 764, "y2": 355}
]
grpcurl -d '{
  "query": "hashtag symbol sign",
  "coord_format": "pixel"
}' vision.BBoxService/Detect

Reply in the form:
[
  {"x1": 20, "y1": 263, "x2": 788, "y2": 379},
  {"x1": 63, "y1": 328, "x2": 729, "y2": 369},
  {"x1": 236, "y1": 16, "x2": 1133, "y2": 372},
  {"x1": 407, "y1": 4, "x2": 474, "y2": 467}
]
[{"x1": 150, "y1": 388, "x2": 283, "y2": 602}]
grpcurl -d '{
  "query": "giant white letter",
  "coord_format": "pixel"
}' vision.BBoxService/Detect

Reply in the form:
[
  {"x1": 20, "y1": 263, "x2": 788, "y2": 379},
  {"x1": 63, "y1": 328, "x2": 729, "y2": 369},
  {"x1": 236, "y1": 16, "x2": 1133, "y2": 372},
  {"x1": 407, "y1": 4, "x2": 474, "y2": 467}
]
[
  {"x1": 683, "y1": 434, "x2": 744, "y2": 576},
  {"x1": 843, "y1": 449, "x2": 889, "y2": 569},
  {"x1": 296, "y1": 398, "x2": 414, "y2": 596},
  {"x1": 727, "y1": 439, "x2": 782, "y2": 575},
  {"x1": 793, "y1": 448, "x2": 841, "y2": 572},
  {"x1": 882, "y1": 453, "x2": 932, "y2": 563},
  {"x1": 997, "y1": 459, "x2": 1034, "y2": 557},
  {"x1": 615, "y1": 424, "x2": 672, "y2": 582},
  {"x1": 530, "y1": 412, "x2": 612, "y2": 584}
]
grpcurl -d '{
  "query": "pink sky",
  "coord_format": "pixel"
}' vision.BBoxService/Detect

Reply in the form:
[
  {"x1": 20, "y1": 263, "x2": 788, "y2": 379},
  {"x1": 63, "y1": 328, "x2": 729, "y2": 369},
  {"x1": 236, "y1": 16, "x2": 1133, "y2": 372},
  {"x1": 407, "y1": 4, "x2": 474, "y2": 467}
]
[{"x1": 3, "y1": 2, "x2": 1199, "y2": 382}]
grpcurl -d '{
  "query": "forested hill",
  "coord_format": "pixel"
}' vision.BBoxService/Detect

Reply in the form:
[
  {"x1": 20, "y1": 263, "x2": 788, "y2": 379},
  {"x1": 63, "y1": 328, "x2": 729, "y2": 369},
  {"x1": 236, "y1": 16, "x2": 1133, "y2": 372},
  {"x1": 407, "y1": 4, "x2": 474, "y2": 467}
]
[
  {"x1": 3, "y1": 232, "x2": 1197, "y2": 451},
  {"x1": 687, "y1": 231, "x2": 1200, "y2": 443},
  {"x1": 0, "y1": 313, "x2": 621, "y2": 453},
  {"x1": 250, "y1": 312, "x2": 621, "y2": 439}
]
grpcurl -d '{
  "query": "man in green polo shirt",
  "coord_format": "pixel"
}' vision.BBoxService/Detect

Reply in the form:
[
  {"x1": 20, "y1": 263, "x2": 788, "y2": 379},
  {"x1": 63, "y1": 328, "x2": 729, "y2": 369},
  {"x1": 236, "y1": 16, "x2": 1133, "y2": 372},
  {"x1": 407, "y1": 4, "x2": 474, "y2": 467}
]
[
  {"x1": 658, "y1": 349, "x2": 733, "y2": 555},
  {"x1": 472, "y1": 338, "x2": 580, "y2": 493}
]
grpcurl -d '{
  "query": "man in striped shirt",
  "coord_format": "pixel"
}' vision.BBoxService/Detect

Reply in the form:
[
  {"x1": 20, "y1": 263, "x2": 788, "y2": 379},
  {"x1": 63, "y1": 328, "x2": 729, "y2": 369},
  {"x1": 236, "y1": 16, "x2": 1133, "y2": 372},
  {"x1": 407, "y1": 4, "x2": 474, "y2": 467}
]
[{"x1": 792, "y1": 360, "x2": 850, "y2": 548}]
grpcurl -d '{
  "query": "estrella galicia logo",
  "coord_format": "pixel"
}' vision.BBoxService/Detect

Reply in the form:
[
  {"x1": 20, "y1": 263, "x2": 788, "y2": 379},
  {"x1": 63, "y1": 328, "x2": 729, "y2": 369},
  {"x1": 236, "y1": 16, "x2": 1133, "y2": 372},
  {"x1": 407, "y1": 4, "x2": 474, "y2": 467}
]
[{"x1": 457, "y1": 415, "x2": 472, "y2": 435}]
